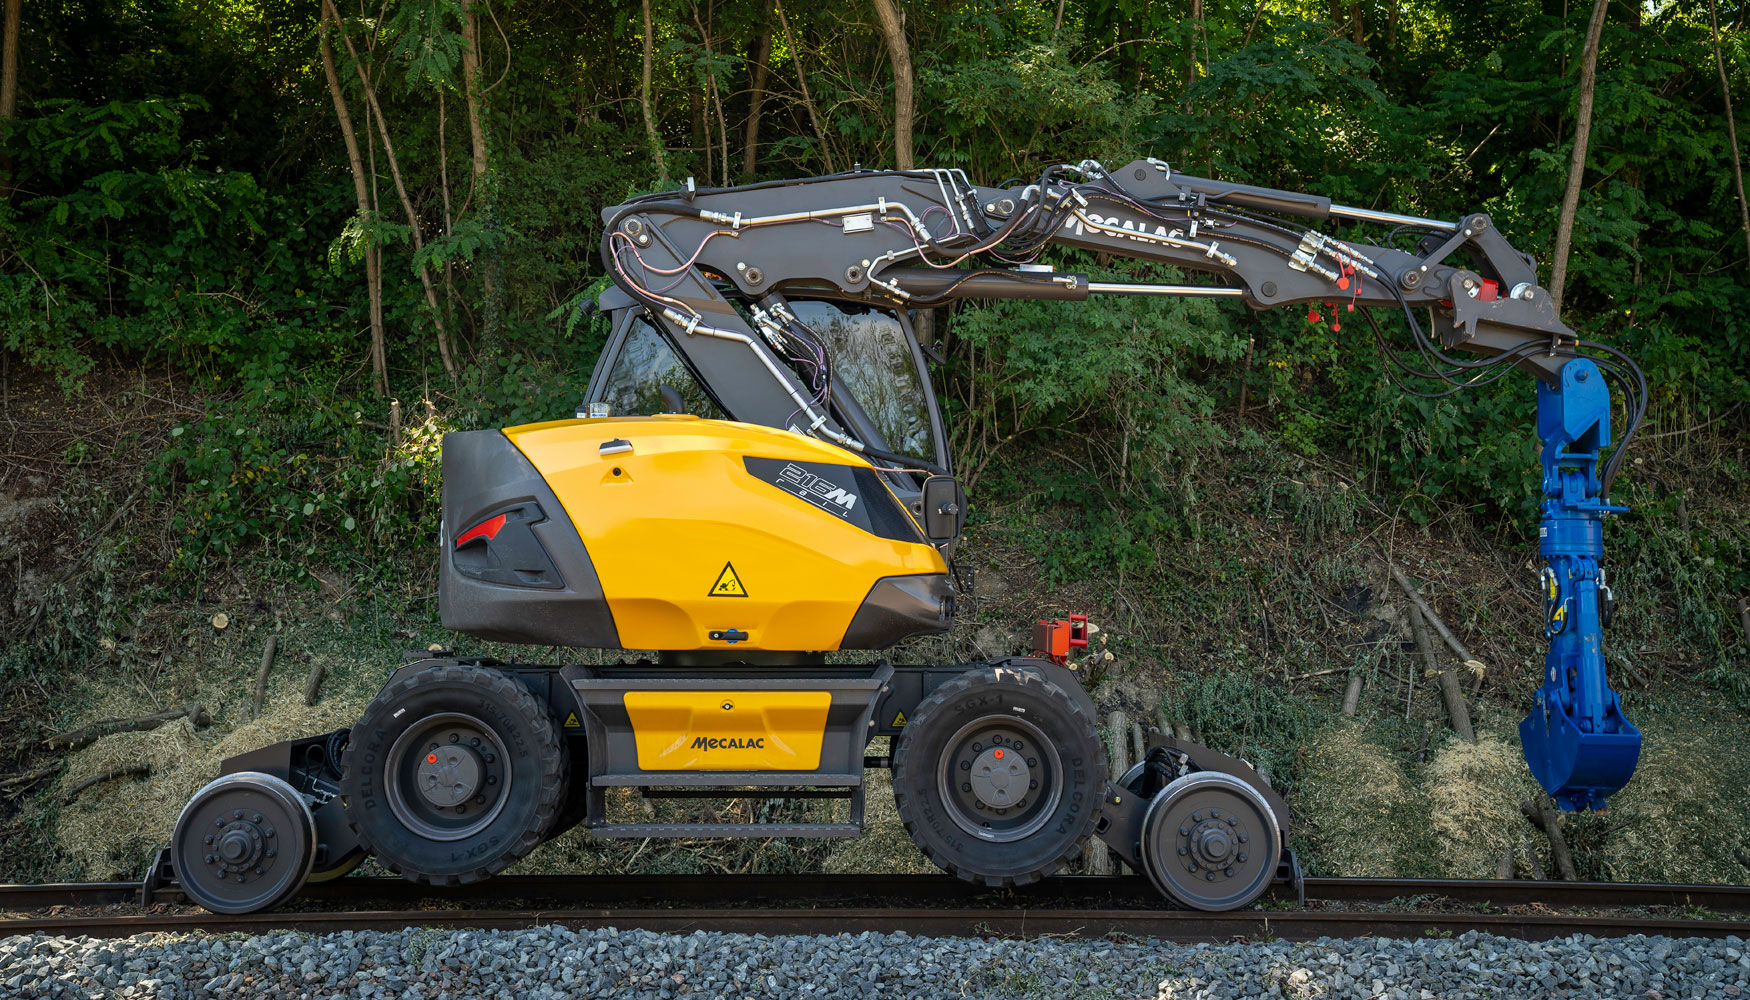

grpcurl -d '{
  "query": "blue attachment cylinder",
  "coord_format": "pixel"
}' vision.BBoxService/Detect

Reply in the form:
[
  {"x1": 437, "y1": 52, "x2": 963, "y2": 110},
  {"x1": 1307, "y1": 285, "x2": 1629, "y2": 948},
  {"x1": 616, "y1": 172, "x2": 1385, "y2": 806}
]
[{"x1": 1519, "y1": 358, "x2": 1640, "y2": 811}]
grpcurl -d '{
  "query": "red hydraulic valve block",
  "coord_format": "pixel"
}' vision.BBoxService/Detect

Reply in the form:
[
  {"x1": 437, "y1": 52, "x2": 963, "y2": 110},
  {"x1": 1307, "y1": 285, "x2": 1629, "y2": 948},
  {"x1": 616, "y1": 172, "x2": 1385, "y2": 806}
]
[{"x1": 1032, "y1": 613, "x2": 1090, "y2": 665}]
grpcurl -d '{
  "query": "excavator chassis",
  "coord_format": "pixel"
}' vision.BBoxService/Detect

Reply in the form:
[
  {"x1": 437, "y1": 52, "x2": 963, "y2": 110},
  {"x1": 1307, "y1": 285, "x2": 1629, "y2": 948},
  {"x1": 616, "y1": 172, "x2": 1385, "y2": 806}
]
[{"x1": 164, "y1": 653, "x2": 1298, "y2": 914}]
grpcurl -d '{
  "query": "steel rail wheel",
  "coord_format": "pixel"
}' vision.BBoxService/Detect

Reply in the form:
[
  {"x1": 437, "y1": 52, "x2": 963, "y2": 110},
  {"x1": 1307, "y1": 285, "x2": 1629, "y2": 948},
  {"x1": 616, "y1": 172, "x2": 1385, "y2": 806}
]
[
  {"x1": 893, "y1": 664, "x2": 1103, "y2": 887},
  {"x1": 1138, "y1": 771, "x2": 1281, "y2": 912},
  {"x1": 171, "y1": 772, "x2": 316, "y2": 914},
  {"x1": 341, "y1": 665, "x2": 567, "y2": 885}
]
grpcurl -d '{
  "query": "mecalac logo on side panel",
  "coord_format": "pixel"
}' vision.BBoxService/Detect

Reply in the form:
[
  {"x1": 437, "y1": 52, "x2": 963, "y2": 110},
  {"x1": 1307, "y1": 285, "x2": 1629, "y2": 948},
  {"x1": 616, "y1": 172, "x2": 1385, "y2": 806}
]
[
  {"x1": 691, "y1": 736, "x2": 767, "y2": 750},
  {"x1": 775, "y1": 462, "x2": 859, "y2": 519}
]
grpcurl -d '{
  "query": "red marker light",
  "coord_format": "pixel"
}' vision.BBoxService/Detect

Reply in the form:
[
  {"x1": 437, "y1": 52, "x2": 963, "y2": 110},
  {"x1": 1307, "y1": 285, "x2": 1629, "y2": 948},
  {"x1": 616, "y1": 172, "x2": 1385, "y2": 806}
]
[
  {"x1": 427, "y1": 754, "x2": 438, "y2": 764},
  {"x1": 993, "y1": 749, "x2": 1004, "y2": 759},
  {"x1": 455, "y1": 514, "x2": 508, "y2": 547}
]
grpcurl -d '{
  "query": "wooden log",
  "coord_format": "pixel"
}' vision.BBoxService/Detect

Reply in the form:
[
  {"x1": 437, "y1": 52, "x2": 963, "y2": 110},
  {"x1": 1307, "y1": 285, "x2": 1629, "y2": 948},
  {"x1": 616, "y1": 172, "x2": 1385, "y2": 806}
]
[
  {"x1": 1521, "y1": 831, "x2": 1546, "y2": 880},
  {"x1": 0, "y1": 764, "x2": 60, "y2": 792},
  {"x1": 1409, "y1": 605, "x2": 1475, "y2": 743},
  {"x1": 1105, "y1": 710, "x2": 1130, "y2": 874},
  {"x1": 303, "y1": 658, "x2": 326, "y2": 706},
  {"x1": 43, "y1": 704, "x2": 210, "y2": 752},
  {"x1": 1386, "y1": 560, "x2": 1488, "y2": 682},
  {"x1": 1496, "y1": 849, "x2": 1514, "y2": 880},
  {"x1": 1341, "y1": 674, "x2": 1362, "y2": 717},
  {"x1": 62, "y1": 764, "x2": 150, "y2": 804},
  {"x1": 1521, "y1": 797, "x2": 1578, "y2": 880},
  {"x1": 253, "y1": 635, "x2": 278, "y2": 717}
]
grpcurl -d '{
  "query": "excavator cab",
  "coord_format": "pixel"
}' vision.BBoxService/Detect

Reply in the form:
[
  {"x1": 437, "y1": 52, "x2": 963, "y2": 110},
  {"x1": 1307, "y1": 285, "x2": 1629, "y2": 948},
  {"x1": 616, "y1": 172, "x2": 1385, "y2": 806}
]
[{"x1": 584, "y1": 288, "x2": 949, "y2": 493}]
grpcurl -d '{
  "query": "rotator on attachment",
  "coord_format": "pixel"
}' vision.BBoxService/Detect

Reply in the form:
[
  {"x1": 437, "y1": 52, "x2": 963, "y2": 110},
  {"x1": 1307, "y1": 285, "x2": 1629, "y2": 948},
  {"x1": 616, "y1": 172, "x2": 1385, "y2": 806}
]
[{"x1": 1520, "y1": 358, "x2": 1641, "y2": 811}]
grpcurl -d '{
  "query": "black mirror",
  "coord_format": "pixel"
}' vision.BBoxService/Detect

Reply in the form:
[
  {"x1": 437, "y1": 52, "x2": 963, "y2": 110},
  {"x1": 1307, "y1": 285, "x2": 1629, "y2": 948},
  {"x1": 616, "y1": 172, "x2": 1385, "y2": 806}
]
[{"x1": 920, "y1": 475, "x2": 964, "y2": 543}]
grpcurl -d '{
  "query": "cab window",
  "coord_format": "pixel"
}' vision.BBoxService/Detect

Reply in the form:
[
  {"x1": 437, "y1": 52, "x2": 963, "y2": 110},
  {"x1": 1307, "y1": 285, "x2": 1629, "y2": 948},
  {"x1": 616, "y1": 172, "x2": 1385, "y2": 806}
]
[
  {"x1": 599, "y1": 316, "x2": 725, "y2": 419},
  {"x1": 786, "y1": 300, "x2": 937, "y2": 465}
]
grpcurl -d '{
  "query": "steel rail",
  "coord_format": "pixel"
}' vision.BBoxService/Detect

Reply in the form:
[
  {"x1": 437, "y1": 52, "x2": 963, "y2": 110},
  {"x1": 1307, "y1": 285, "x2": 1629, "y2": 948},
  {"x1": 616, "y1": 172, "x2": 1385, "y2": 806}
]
[
  {"x1": 4, "y1": 875, "x2": 1749, "y2": 913},
  {"x1": 3, "y1": 906, "x2": 1750, "y2": 943}
]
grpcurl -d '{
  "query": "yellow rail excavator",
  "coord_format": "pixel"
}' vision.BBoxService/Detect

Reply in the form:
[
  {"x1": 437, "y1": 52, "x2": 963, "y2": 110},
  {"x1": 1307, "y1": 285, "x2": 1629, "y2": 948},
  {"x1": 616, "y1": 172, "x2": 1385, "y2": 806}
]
[{"x1": 165, "y1": 159, "x2": 1644, "y2": 914}]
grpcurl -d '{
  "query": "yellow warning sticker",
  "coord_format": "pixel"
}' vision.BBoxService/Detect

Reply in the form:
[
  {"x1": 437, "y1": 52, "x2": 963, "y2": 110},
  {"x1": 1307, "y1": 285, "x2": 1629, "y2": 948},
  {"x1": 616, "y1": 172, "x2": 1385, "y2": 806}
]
[
  {"x1": 709, "y1": 561, "x2": 748, "y2": 598},
  {"x1": 891, "y1": 710, "x2": 907, "y2": 727},
  {"x1": 563, "y1": 712, "x2": 582, "y2": 728}
]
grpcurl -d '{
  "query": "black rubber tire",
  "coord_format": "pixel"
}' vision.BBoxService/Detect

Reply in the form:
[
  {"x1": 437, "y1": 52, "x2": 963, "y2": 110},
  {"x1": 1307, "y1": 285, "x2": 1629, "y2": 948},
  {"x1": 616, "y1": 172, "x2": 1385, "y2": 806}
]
[
  {"x1": 340, "y1": 665, "x2": 567, "y2": 885},
  {"x1": 892, "y1": 663, "x2": 1105, "y2": 887}
]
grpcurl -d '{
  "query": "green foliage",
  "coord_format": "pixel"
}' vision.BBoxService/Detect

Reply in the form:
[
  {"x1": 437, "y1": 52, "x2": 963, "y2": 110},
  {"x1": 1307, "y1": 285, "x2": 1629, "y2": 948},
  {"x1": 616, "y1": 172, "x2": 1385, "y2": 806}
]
[
  {"x1": 1, "y1": 0, "x2": 1746, "y2": 636},
  {"x1": 1160, "y1": 671, "x2": 1322, "y2": 795}
]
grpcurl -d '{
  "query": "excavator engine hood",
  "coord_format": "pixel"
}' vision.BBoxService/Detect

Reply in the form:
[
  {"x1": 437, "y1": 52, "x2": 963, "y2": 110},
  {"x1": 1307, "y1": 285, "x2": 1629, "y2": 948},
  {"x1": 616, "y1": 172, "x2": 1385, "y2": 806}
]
[{"x1": 439, "y1": 416, "x2": 953, "y2": 652}]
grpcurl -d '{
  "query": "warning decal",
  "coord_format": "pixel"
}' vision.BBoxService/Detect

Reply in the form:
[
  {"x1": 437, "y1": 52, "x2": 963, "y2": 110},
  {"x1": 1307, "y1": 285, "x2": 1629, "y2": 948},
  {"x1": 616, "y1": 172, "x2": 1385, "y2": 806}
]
[
  {"x1": 709, "y1": 562, "x2": 748, "y2": 598},
  {"x1": 891, "y1": 710, "x2": 907, "y2": 727},
  {"x1": 563, "y1": 712, "x2": 582, "y2": 728}
]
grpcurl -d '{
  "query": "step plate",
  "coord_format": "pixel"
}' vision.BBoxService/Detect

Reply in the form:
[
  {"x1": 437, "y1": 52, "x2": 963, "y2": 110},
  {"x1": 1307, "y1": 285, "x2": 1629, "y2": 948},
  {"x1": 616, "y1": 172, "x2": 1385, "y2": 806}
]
[{"x1": 593, "y1": 772, "x2": 863, "y2": 787}]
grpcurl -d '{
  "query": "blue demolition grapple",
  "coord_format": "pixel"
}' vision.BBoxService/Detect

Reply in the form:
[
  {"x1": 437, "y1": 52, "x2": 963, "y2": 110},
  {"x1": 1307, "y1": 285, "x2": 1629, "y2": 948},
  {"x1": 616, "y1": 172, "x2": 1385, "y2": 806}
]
[{"x1": 1520, "y1": 358, "x2": 1641, "y2": 811}]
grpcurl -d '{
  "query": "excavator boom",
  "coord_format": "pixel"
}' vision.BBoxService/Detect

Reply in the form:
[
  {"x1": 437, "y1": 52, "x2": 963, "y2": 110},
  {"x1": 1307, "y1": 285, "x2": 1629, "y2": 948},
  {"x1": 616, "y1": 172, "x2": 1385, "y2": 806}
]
[{"x1": 600, "y1": 159, "x2": 1645, "y2": 810}]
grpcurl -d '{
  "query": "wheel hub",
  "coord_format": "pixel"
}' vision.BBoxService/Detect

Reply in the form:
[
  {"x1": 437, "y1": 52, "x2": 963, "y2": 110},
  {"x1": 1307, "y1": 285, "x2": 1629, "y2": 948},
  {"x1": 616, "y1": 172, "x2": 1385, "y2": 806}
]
[
  {"x1": 966, "y1": 745, "x2": 1030, "y2": 810},
  {"x1": 384, "y1": 713, "x2": 512, "y2": 842},
  {"x1": 937, "y1": 717, "x2": 1062, "y2": 843},
  {"x1": 205, "y1": 811, "x2": 277, "y2": 881},
  {"x1": 418, "y1": 746, "x2": 482, "y2": 807}
]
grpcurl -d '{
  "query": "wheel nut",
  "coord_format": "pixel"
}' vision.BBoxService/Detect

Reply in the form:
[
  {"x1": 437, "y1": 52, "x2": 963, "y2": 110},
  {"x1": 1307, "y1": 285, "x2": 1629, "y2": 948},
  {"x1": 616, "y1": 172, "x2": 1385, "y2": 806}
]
[
  {"x1": 1237, "y1": 853, "x2": 1247, "y2": 863},
  {"x1": 471, "y1": 737, "x2": 481, "y2": 747},
  {"x1": 1224, "y1": 867, "x2": 1235, "y2": 877},
  {"x1": 486, "y1": 775, "x2": 497, "y2": 786},
  {"x1": 962, "y1": 782, "x2": 972, "y2": 792},
  {"x1": 204, "y1": 835, "x2": 214, "y2": 845},
  {"x1": 961, "y1": 760, "x2": 971, "y2": 770},
  {"x1": 1028, "y1": 779, "x2": 1038, "y2": 790},
  {"x1": 1178, "y1": 846, "x2": 1188, "y2": 856}
]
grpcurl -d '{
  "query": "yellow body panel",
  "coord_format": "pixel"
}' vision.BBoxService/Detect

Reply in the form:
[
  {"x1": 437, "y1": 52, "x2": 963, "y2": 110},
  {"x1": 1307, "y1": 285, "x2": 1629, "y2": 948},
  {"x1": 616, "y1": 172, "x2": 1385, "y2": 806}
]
[
  {"x1": 623, "y1": 690, "x2": 832, "y2": 770},
  {"x1": 504, "y1": 416, "x2": 946, "y2": 651}
]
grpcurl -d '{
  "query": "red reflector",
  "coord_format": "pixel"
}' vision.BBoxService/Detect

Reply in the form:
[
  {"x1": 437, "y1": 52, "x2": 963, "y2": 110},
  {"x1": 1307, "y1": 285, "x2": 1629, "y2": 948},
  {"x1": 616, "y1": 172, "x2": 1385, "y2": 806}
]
[
  {"x1": 427, "y1": 753, "x2": 438, "y2": 764},
  {"x1": 455, "y1": 514, "x2": 507, "y2": 547},
  {"x1": 993, "y1": 749, "x2": 1004, "y2": 759}
]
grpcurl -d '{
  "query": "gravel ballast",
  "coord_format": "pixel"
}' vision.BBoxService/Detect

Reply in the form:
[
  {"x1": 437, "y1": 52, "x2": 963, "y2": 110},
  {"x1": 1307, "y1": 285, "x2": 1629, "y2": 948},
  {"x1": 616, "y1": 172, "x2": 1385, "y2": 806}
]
[{"x1": 2, "y1": 925, "x2": 1746, "y2": 999}]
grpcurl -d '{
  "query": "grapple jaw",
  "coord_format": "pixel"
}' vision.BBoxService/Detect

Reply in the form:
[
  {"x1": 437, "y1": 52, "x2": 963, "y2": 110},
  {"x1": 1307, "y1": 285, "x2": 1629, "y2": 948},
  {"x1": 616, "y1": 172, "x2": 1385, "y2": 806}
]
[
  {"x1": 1520, "y1": 692, "x2": 1641, "y2": 812},
  {"x1": 1521, "y1": 360, "x2": 1641, "y2": 811}
]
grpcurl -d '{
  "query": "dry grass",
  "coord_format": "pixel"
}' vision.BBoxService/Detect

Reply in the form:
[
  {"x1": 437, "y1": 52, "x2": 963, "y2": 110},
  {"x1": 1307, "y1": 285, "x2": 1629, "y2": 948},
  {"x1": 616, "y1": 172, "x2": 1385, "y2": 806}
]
[
  {"x1": 1424, "y1": 730, "x2": 1539, "y2": 878},
  {"x1": 1593, "y1": 699, "x2": 1750, "y2": 884},
  {"x1": 54, "y1": 688, "x2": 368, "y2": 878},
  {"x1": 821, "y1": 767, "x2": 934, "y2": 875},
  {"x1": 1296, "y1": 720, "x2": 1422, "y2": 876}
]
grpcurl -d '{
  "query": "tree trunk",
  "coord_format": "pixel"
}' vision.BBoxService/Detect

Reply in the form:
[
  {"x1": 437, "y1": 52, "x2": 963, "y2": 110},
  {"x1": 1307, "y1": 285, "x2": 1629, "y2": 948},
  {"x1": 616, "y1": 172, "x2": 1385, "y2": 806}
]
[
  {"x1": 1351, "y1": 2, "x2": 1364, "y2": 46},
  {"x1": 869, "y1": 0, "x2": 914, "y2": 169},
  {"x1": 1, "y1": 0, "x2": 19, "y2": 124},
  {"x1": 775, "y1": 2, "x2": 835, "y2": 172},
  {"x1": 1547, "y1": 0, "x2": 1609, "y2": 310},
  {"x1": 1186, "y1": 0, "x2": 1203, "y2": 93},
  {"x1": 319, "y1": 10, "x2": 388, "y2": 396},
  {"x1": 742, "y1": 13, "x2": 773, "y2": 181},
  {"x1": 327, "y1": 0, "x2": 457, "y2": 375},
  {"x1": 459, "y1": 0, "x2": 500, "y2": 348},
  {"x1": 1711, "y1": 0, "x2": 1750, "y2": 267},
  {"x1": 640, "y1": 0, "x2": 670, "y2": 182}
]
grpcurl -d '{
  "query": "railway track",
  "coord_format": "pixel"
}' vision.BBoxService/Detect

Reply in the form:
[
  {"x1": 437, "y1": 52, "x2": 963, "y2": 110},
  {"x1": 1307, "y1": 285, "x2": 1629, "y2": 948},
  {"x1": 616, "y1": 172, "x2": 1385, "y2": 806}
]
[{"x1": 3, "y1": 874, "x2": 1748, "y2": 941}]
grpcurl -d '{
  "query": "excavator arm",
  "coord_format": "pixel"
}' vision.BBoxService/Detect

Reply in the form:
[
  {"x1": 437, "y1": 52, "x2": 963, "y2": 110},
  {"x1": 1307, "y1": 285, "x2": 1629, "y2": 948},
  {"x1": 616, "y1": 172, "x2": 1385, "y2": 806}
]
[{"x1": 599, "y1": 159, "x2": 1645, "y2": 810}]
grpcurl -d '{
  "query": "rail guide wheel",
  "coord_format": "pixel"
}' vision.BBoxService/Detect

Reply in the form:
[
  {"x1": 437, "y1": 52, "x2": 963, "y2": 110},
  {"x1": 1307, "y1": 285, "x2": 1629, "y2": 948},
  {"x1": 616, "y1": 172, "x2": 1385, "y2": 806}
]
[
  {"x1": 1137, "y1": 770, "x2": 1282, "y2": 911},
  {"x1": 171, "y1": 772, "x2": 317, "y2": 914}
]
